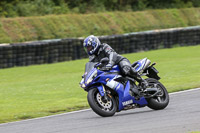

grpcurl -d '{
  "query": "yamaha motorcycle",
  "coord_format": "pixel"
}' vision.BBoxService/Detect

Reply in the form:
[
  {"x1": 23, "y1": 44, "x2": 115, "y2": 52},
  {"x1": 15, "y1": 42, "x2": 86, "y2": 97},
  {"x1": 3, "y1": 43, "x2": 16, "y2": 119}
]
[{"x1": 80, "y1": 58, "x2": 169, "y2": 117}]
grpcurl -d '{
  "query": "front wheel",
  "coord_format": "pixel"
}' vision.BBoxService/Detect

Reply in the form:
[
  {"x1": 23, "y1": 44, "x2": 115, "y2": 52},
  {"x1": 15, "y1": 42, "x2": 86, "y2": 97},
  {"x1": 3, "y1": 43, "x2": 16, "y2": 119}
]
[
  {"x1": 87, "y1": 88, "x2": 117, "y2": 117},
  {"x1": 145, "y1": 78, "x2": 169, "y2": 110}
]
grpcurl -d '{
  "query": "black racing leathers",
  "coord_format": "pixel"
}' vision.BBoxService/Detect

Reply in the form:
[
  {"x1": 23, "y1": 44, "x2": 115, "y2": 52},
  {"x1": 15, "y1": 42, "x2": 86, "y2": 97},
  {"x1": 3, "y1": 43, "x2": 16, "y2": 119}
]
[
  {"x1": 89, "y1": 43, "x2": 123, "y2": 66},
  {"x1": 89, "y1": 43, "x2": 137, "y2": 78}
]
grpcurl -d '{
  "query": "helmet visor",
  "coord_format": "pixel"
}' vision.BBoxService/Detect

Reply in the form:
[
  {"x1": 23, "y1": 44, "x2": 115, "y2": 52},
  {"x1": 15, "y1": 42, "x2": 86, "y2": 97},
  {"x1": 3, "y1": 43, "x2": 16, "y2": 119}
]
[{"x1": 86, "y1": 45, "x2": 93, "y2": 53}]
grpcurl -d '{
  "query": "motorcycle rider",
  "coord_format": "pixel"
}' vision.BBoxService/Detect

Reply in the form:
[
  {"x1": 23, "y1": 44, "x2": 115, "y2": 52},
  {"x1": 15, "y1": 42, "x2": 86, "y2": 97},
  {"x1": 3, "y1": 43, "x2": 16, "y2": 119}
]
[{"x1": 83, "y1": 35, "x2": 148, "y2": 89}]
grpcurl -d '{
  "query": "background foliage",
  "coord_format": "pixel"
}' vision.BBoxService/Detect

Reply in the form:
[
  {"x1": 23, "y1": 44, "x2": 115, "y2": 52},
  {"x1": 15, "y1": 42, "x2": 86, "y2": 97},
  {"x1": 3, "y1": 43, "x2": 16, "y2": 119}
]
[
  {"x1": 0, "y1": 0, "x2": 200, "y2": 17},
  {"x1": 0, "y1": 7, "x2": 200, "y2": 44}
]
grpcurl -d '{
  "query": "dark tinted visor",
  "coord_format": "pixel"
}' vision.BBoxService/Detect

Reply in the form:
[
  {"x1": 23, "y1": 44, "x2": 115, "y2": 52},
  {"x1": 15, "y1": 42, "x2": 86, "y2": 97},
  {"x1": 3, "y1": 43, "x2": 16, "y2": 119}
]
[{"x1": 87, "y1": 45, "x2": 93, "y2": 52}]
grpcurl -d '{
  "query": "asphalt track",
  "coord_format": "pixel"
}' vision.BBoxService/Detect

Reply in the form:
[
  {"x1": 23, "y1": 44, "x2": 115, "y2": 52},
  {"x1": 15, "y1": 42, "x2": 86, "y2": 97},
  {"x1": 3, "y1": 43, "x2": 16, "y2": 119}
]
[{"x1": 0, "y1": 88, "x2": 200, "y2": 133}]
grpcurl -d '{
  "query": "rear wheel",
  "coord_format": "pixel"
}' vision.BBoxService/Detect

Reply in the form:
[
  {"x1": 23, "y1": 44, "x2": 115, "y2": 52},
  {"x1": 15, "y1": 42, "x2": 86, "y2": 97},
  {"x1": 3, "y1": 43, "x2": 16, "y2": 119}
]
[
  {"x1": 87, "y1": 88, "x2": 117, "y2": 117},
  {"x1": 145, "y1": 78, "x2": 169, "y2": 110}
]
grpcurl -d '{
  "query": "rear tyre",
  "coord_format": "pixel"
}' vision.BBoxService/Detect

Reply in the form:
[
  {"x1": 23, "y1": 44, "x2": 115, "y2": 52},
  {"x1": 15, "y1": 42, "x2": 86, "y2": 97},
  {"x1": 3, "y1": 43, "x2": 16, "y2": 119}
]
[
  {"x1": 87, "y1": 88, "x2": 117, "y2": 117},
  {"x1": 145, "y1": 78, "x2": 169, "y2": 110}
]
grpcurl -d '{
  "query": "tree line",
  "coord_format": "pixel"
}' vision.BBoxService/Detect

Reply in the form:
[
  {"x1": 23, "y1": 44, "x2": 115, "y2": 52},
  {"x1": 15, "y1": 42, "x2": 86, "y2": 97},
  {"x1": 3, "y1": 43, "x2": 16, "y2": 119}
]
[{"x1": 0, "y1": 0, "x2": 200, "y2": 17}]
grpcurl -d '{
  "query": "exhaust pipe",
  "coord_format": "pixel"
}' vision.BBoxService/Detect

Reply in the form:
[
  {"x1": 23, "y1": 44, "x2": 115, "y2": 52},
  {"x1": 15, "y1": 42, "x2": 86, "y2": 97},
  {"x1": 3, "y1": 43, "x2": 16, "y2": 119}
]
[
  {"x1": 145, "y1": 87, "x2": 158, "y2": 92},
  {"x1": 144, "y1": 87, "x2": 161, "y2": 98}
]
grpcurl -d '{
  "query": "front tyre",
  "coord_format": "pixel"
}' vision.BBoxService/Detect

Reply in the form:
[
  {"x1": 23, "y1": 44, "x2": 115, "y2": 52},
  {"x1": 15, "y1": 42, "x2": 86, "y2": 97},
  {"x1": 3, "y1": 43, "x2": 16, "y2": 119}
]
[
  {"x1": 87, "y1": 88, "x2": 117, "y2": 117},
  {"x1": 145, "y1": 78, "x2": 169, "y2": 110}
]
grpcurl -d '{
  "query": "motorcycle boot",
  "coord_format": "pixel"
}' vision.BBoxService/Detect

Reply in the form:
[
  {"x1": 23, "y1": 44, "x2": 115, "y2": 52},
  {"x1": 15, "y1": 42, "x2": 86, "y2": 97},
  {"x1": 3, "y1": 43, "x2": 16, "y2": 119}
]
[{"x1": 120, "y1": 59, "x2": 148, "y2": 90}]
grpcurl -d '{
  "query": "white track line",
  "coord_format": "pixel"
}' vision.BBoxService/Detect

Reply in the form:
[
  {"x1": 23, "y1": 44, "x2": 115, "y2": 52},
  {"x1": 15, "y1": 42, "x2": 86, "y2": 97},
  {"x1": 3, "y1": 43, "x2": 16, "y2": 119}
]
[
  {"x1": 0, "y1": 87, "x2": 199, "y2": 126},
  {"x1": 0, "y1": 109, "x2": 91, "y2": 126},
  {"x1": 169, "y1": 87, "x2": 200, "y2": 95}
]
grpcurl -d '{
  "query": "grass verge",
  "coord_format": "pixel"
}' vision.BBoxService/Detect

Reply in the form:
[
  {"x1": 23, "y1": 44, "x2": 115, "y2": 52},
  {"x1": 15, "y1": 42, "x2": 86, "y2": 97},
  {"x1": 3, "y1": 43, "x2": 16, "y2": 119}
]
[{"x1": 0, "y1": 45, "x2": 199, "y2": 123}]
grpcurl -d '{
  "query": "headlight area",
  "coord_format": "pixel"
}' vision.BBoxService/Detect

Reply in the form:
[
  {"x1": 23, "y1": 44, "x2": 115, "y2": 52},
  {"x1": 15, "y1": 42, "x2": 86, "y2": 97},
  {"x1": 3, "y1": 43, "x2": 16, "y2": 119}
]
[
  {"x1": 80, "y1": 78, "x2": 86, "y2": 88},
  {"x1": 86, "y1": 70, "x2": 97, "y2": 85}
]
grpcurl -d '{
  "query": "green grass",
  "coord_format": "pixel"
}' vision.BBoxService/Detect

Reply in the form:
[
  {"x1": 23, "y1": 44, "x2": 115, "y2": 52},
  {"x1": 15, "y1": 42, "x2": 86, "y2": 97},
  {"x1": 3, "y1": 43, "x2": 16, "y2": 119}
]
[
  {"x1": 0, "y1": 45, "x2": 200, "y2": 123},
  {"x1": 1, "y1": 7, "x2": 200, "y2": 43}
]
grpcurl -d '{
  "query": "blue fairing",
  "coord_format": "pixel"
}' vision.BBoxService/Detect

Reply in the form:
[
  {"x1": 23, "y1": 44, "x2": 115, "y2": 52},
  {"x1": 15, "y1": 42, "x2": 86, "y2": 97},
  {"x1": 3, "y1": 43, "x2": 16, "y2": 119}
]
[
  {"x1": 108, "y1": 65, "x2": 121, "y2": 73},
  {"x1": 96, "y1": 85, "x2": 104, "y2": 96},
  {"x1": 135, "y1": 62, "x2": 142, "y2": 71},
  {"x1": 115, "y1": 81, "x2": 147, "y2": 111},
  {"x1": 83, "y1": 63, "x2": 148, "y2": 111}
]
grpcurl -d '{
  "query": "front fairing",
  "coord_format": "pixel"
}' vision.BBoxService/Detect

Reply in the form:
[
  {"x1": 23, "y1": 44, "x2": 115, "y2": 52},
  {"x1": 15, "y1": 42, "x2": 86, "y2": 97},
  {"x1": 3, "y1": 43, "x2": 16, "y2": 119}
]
[
  {"x1": 80, "y1": 63, "x2": 120, "y2": 90},
  {"x1": 80, "y1": 62, "x2": 103, "y2": 89},
  {"x1": 84, "y1": 68, "x2": 102, "y2": 86}
]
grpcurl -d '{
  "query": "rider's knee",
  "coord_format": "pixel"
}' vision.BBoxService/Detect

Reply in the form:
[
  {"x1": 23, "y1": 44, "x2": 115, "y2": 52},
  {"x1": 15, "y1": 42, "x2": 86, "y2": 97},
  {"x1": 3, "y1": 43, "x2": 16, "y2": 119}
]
[{"x1": 122, "y1": 65, "x2": 131, "y2": 75}]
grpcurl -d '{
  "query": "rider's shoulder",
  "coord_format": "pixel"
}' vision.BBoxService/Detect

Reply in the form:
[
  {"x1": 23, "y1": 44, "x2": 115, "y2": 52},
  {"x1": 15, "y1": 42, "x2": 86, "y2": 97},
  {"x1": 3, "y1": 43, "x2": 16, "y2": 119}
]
[{"x1": 101, "y1": 43, "x2": 111, "y2": 49}]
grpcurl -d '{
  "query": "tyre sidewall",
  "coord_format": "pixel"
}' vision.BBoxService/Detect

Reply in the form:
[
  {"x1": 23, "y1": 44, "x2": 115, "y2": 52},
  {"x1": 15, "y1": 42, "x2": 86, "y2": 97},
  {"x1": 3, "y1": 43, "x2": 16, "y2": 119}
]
[{"x1": 87, "y1": 88, "x2": 117, "y2": 117}]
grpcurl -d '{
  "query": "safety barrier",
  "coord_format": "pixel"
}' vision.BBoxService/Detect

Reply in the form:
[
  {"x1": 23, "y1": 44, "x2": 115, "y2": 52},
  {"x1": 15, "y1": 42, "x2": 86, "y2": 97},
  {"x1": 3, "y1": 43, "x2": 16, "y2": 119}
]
[{"x1": 0, "y1": 26, "x2": 200, "y2": 68}]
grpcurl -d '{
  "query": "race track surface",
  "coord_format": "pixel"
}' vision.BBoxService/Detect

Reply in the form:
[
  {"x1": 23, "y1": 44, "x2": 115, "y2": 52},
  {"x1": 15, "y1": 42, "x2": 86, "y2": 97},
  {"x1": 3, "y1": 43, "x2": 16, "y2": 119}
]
[{"x1": 0, "y1": 88, "x2": 200, "y2": 133}]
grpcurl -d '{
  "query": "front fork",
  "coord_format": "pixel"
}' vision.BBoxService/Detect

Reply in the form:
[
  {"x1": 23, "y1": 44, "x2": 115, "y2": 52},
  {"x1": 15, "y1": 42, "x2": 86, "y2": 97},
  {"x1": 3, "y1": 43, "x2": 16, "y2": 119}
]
[{"x1": 96, "y1": 84, "x2": 110, "y2": 102}]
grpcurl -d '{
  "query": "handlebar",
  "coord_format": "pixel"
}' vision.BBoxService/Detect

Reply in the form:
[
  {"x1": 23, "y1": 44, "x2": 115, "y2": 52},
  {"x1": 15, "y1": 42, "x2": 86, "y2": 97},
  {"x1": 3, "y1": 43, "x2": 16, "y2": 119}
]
[{"x1": 95, "y1": 63, "x2": 112, "y2": 71}]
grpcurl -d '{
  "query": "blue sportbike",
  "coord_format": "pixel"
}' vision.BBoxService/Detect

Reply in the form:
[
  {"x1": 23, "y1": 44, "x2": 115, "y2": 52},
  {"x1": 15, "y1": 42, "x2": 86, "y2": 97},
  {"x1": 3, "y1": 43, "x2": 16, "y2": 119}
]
[{"x1": 80, "y1": 58, "x2": 169, "y2": 117}]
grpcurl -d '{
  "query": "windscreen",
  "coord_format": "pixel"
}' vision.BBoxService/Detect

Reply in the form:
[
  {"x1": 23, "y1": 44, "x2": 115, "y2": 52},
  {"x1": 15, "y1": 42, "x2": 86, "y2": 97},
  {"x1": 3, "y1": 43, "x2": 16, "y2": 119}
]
[{"x1": 84, "y1": 62, "x2": 97, "y2": 80}]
